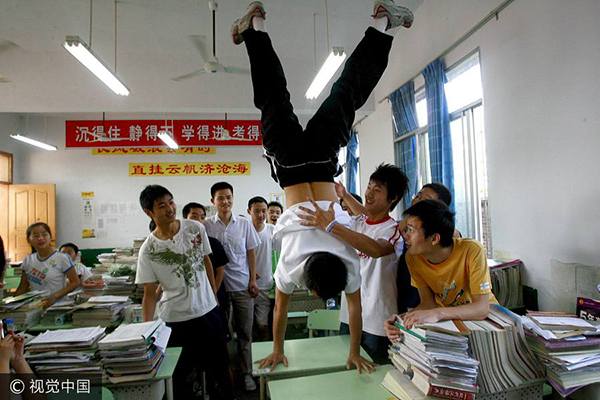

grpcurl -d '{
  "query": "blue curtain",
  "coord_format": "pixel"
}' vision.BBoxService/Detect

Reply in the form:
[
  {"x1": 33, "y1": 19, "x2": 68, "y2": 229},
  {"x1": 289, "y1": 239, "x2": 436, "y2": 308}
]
[
  {"x1": 423, "y1": 59, "x2": 455, "y2": 212},
  {"x1": 345, "y1": 129, "x2": 359, "y2": 195},
  {"x1": 390, "y1": 81, "x2": 418, "y2": 209}
]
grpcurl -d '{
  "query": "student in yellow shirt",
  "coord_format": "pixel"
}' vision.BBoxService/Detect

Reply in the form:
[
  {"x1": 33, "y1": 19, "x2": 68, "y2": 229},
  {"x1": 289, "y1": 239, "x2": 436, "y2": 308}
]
[{"x1": 384, "y1": 199, "x2": 497, "y2": 338}]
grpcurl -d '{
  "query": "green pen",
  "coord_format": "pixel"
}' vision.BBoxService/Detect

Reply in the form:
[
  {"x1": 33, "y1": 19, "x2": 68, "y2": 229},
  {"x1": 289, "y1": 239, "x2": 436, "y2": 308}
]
[{"x1": 394, "y1": 322, "x2": 428, "y2": 342}]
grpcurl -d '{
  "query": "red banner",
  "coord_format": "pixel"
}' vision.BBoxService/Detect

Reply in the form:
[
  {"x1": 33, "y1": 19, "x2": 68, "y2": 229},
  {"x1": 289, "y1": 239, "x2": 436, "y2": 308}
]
[{"x1": 65, "y1": 120, "x2": 262, "y2": 147}]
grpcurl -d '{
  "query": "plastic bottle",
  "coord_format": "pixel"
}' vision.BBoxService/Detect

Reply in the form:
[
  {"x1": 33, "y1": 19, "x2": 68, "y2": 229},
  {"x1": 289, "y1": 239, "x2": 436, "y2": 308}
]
[
  {"x1": 5, "y1": 318, "x2": 14, "y2": 334},
  {"x1": 326, "y1": 298, "x2": 336, "y2": 310}
]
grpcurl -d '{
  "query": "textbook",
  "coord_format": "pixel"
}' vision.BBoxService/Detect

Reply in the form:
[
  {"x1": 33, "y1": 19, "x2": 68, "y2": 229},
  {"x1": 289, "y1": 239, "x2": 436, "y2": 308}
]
[
  {"x1": 381, "y1": 369, "x2": 435, "y2": 400},
  {"x1": 98, "y1": 319, "x2": 162, "y2": 349},
  {"x1": 411, "y1": 366, "x2": 477, "y2": 400}
]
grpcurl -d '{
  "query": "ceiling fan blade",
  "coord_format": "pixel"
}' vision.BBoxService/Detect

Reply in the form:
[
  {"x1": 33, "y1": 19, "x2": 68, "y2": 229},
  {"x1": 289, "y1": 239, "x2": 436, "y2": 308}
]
[
  {"x1": 188, "y1": 35, "x2": 211, "y2": 63},
  {"x1": 171, "y1": 68, "x2": 207, "y2": 81},
  {"x1": 0, "y1": 39, "x2": 19, "y2": 54},
  {"x1": 223, "y1": 66, "x2": 250, "y2": 75}
]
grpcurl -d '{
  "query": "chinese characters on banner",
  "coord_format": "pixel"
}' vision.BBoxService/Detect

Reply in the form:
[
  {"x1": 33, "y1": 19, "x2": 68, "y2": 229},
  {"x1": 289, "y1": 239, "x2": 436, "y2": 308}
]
[
  {"x1": 129, "y1": 162, "x2": 251, "y2": 177},
  {"x1": 92, "y1": 147, "x2": 216, "y2": 155},
  {"x1": 66, "y1": 120, "x2": 262, "y2": 147}
]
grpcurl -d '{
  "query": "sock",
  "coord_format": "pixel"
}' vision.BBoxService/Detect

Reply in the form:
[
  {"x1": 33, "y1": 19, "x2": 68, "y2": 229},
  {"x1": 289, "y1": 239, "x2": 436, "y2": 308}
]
[
  {"x1": 253, "y1": 16, "x2": 265, "y2": 32},
  {"x1": 373, "y1": 16, "x2": 388, "y2": 33}
]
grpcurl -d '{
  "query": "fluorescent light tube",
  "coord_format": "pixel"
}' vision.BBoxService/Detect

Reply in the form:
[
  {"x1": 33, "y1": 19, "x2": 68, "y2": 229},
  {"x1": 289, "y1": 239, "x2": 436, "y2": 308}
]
[
  {"x1": 63, "y1": 36, "x2": 130, "y2": 96},
  {"x1": 11, "y1": 134, "x2": 57, "y2": 151},
  {"x1": 158, "y1": 132, "x2": 178, "y2": 149},
  {"x1": 305, "y1": 47, "x2": 346, "y2": 100}
]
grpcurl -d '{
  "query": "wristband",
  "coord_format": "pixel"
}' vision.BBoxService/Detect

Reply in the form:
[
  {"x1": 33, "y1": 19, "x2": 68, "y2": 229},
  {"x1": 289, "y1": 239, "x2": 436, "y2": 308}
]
[{"x1": 326, "y1": 220, "x2": 339, "y2": 233}]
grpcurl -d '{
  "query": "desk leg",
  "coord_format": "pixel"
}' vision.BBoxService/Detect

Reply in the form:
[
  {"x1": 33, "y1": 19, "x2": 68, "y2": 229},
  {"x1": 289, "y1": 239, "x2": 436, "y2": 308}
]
[
  {"x1": 260, "y1": 376, "x2": 265, "y2": 400},
  {"x1": 166, "y1": 377, "x2": 174, "y2": 400}
]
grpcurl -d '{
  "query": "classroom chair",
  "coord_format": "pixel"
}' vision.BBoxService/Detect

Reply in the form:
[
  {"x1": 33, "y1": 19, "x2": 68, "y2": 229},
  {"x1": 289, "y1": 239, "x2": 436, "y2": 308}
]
[{"x1": 307, "y1": 309, "x2": 340, "y2": 338}]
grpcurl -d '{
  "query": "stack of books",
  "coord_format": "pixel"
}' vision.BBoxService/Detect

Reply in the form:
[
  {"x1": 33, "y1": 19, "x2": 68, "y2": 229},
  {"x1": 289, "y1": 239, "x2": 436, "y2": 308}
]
[
  {"x1": 97, "y1": 253, "x2": 117, "y2": 265},
  {"x1": 103, "y1": 275, "x2": 136, "y2": 296},
  {"x1": 39, "y1": 299, "x2": 77, "y2": 325},
  {"x1": 25, "y1": 326, "x2": 105, "y2": 375},
  {"x1": 522, "y1": 309, "x2": 600, "y2": 396},
  {"x1": 488, "y1": 259, "x2": 523, "y2": 309},
  {"x1": 384, "y1": 320, "x2": 479, "y2": 400},
  {"x1": 464, "y1": 305, "x2": 543, "y2": 394},
  {"x1": 99, "y1": 319, "x2": 171, "y2": 384},
  {"x1": 72, "y1": 296, "x2": 132, "y2": 327},
  {"x1": 0, "y1": 291, "x2": 46, "y2": 330},
  {"x1": 132, "y1": 238, "x2": 146, "y2": 257}
]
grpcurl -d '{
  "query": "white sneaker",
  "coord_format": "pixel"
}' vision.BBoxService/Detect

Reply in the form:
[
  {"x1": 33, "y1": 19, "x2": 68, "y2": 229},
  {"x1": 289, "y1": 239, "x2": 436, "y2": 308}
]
[
  {"x1": 373, "y1": 0, "x2": 414, "y2": 30},
  {"x1": 244, "y1": 375, "x2": 257, "y2": 391}
]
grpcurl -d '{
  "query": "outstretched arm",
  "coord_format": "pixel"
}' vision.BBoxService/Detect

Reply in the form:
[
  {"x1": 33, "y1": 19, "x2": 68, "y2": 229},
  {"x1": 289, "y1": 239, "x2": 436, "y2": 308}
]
[
  {"x1": 345, "y1": 289, "x2": 375, "y2": 373},
  {"x1": 335, "y1": 182, "x2": 367, "y2": 217},
  {"x1": 257, "y1": 287, "x2": 290, "y2": 371},
  {"x1": 403, "y1": 291, "x2": 490, "y2": 329}
]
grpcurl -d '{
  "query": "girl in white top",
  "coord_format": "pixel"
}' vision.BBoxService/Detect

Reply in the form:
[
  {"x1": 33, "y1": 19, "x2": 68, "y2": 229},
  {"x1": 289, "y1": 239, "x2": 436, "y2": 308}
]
[{"x1": 14, "y1": 223, "x2": 79, "y2": 309}]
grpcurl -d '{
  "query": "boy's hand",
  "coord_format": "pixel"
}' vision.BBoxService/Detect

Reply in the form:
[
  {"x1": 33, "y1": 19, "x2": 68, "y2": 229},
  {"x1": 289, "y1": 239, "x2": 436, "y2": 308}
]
[
  {"x1": 346, "y1": 353, "x2": 375, "y2": 374},
  {"x1": 10, "y1": 334, "x2": 25, "y2": 363},
  {"x1": 334, "y1": 181, "x2": 348, "y2": 199},
  {"x1": 402, "y1": 309, "x2": 441, "y2": 329},
  {"x1": 0, "y1": 335, "x2": 15, "y2": 363},
  {"x1": 298, "y1": 198, "x2": 335, "y2": 230},
  {"x1": 384, "y1": 314, "x2": 403, "y2": 342},
  {"x1": 249, "y1": 280, "x2": 259, "y2": 298},
  {"x1": 256, "y1": 351, "x2": 288, "y2": 372}
]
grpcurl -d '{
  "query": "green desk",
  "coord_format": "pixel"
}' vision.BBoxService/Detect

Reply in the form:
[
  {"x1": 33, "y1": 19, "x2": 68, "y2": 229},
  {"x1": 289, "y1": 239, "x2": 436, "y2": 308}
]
[
  {"x1": 269, "y1": 364, "x2": 394, "y2": 400},
  {"x1": 27, "y1": 322, "x2": 74, "y2": 332},
  {"x1": 252, "y1": 335, "x2": 372, "y2": 400},
  {"x1": 106, "y1": 347, "x2": 182, "y2": 400}
]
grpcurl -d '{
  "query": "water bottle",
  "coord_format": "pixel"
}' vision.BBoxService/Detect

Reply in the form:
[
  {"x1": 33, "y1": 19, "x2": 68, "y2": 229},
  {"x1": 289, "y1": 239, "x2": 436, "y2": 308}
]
[{"x1": 326, "y1": 298, "x2": 336, "y2": 310}]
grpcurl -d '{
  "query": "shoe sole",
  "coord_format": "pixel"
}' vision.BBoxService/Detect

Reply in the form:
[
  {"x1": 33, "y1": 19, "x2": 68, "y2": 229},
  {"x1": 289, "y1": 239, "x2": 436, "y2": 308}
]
[
  {"x1": 232, "y1": 3, "x2": 266, "y2": 45},
  {"x1": 373, "y1": 4, "x2": 414, "y2": 29}
]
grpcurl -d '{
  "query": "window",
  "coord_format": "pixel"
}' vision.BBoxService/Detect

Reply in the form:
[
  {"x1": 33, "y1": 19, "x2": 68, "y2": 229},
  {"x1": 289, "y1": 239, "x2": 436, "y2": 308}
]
[
  {"x1": 394, "y1": 51, "x2": 491, "y2": 255},
  {"x1": 338, "y1": 143, "x2": 361, "y2": 196}
]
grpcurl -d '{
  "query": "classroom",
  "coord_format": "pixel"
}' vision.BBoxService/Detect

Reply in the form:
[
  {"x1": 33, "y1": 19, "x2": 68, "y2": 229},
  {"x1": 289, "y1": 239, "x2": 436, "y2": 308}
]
[{"x1": 1, "y1": 0, "x2": 599, "y2": 399}]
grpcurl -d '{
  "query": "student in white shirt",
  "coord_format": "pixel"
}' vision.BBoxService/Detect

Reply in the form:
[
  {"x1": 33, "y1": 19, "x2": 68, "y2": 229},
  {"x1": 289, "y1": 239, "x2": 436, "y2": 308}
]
[
  {"x1": 266, "y1": 201, "x2": 283, "y2": 225},
  {"x1": 15, "y1": 223, "x2": 79, "y2": 309},
  {"x1": 59, "y1": 242, "x2": 93, "y2": 284},
  {"x1": 304, "y1": 164, "x2": 407, "y2": 364},
  {"x1": 136, "y1": 185, "x2": 233, "y2": 399},
  {"x1": 205, "y1": 181, "x2": 261, "y2": 391},
  {"x1": 232, "y1": 0, "x2": 413, "y2": 374},
  {"x1": 247, "y1": 196, "x2": 275, "y2": 341}
]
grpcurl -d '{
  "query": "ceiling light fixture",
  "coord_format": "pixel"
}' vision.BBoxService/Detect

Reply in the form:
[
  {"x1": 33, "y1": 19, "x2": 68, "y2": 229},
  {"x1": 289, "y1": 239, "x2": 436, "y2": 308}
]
[
  {"x1": 305, "y1": 0, "x2": 345, "y2": 100},
  {"x1": 305, "y1": 47, "x2": 346, "y2": 99},
  {"x1": 63, "y1": 36, "x2": 129, "y2": 96},
  {"x1": 11, "y1": 134, "x2": 58, "y2": 151},
  {"x1": 158, "y1": 132, "x2": 178, "y2": 149}
]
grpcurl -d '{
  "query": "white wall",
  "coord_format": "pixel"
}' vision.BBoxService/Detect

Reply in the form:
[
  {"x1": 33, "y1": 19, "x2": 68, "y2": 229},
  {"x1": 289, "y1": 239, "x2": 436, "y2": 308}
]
[
  {"x1": 357, "y1": 0, "x2": 600, "y2": 311},
  {"x1": 1, "y1": 115, "x2": 282, "y2": 249}
]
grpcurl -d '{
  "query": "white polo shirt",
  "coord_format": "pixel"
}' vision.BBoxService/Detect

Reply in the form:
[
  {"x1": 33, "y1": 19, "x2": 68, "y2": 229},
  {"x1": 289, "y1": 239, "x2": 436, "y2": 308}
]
[
  {"x1": 339, "y1": 215, "x2": 403, "y2": 337},
  {"x1": 254, "y1": 224, "x2": 275, "y2": 290},
  {"x1": 205, "y1": 213, "x2": 261, "y2": 292},
  {"x1": 273, "y1": 201, "x2": 361, "y2": 295}
]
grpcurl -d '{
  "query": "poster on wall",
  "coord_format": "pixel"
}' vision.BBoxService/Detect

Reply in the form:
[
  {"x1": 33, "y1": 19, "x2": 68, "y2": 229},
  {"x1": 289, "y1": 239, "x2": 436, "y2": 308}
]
[
  {"x1": 66, "y1": 120, "x2": 262, "y2": 147},
  {"x1": 270, "y1": 192, "x2": 284, "y2": 205},
  {"x1": 81, "y1": 192, "x2": 96, "y2": 239},
  {"x1": 129, "y1": 162, "x2": 251, "y2": 177}
]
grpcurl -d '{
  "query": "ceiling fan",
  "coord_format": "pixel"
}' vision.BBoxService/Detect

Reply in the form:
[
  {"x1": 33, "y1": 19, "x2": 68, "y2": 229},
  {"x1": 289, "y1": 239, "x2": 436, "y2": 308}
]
[
  {"x1": 0, "y1": 39, "x2": 19, "y2": 83},
  {"x1": 172, "y1": 0, "x2": 249, "y2": 81}
]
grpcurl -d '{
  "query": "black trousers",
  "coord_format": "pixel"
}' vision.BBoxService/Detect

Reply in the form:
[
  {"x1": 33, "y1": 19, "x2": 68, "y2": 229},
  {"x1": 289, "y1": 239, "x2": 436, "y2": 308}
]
[
  {"x1": 166, "y1": 307, "x2": 234, "y2": 400},
  {"x1": 243, "y1": 27, "x2": 394, "y2": 188}
]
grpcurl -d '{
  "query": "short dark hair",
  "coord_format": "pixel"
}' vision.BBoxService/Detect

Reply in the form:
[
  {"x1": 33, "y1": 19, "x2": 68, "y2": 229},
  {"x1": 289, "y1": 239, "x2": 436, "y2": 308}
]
[
  {"x1": 267, "y1": 201, "x2": 283, "y2": 212},
  {"x1": 422, "y1": 182, "x2": 452, "y2": 206},
  {"x1": 340, "y1": 193, "x2": 363, "y2": 206},
  {"x1": 248, "y1": 196, "x2": 268, "y2": 209},
  {"x1": 304, "y1": 252, "x2": 348, "y2": 300},
  {"x1": 403, "y1": 199, "x2": 455, "y2": 247},
  {"x1": 182, "y1": 202, "x2": 205, "y2": 218},
  {"x1": 139, "y1": 185, "x2": 173, "y2": 212},
  {"x1": 369, "y1": 163, "x2": 408, "y2": 212},
  {"x1": 211, "y1": 182, "x2": 234, "y2": 198},
  {"x1": 60, "y1": 242, "x2": 79, "y2": 254}
]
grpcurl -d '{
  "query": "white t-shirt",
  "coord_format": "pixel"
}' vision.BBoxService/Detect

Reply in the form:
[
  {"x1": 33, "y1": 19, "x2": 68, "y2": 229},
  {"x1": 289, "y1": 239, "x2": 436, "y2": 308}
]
[
  {"x1": 22, "y1": 251, "x2": 74, "y2": 295},
  {"x1": 74, "y1": 262, "x2": 93, "y2": 283},
  {"x1": 255, "y1": 224, "x2": 275, "y2": 290},
  {"x1": 273, "y1": 201, "x2": 361, "y2": 295},
  {"x1": 339, "y1": 215, "x2": 403, "y2": 336},
  {"x1": 205, "y1": 213, "x2": 261, "y2": 292},
  {"x1": 136, "y1": 219, "x2": 216, "y2": 323}
]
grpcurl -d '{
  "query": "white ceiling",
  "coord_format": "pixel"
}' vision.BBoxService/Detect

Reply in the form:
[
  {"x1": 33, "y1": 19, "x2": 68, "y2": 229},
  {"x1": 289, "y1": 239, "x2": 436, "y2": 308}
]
[{"x1": 0, "y1": 0, "x2": 422, "y2": 119}]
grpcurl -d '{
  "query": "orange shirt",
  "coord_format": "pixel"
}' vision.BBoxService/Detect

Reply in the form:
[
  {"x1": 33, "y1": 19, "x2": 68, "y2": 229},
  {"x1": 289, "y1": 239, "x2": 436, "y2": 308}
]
[{"x1": 406, "y1": 238, "x2": 498, "y2": 307}]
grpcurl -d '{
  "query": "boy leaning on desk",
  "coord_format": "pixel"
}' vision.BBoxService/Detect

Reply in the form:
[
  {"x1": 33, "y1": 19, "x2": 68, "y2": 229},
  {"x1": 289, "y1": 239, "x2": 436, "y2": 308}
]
[{"x1": 384, "y1": 199, "x2": 499, "y2": 340}]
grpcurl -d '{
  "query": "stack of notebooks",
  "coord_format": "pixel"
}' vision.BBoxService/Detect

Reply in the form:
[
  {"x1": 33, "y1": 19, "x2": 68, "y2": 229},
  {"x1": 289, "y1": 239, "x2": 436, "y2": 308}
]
[
  {"x1": 79, "y1": 275, "x2": 136, "y2": 301},
  {"x1": 72, "y1": 295, "x2": 132, "y2": 327},
  {"x1": 488, "y1": 259, "x2": 523, "y2": 309},
  {"x1": 132, "y1": 237, "x2": 146, "y2": 257},
  {"x1": 384, "y1": 319, "x2": 479, "y2": 400},
  {"x1": 464, "y1": 305, "x2": 543, "y2": 394},
  {"x1": 25, "y1": 326, "x2": 105, "y2": 375},
  {"x1": 39, "y1": 299, "x2": 77, "y2": 325},
  {"x1": 522, "y1": 309, "x2": 600, "y2": 396},
  {"x1": 99, "y1": 319, "x2": 171, "y2": 384},
  {"x1": 0, "y1": 291, "x2": 46, "y2": 330}
]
